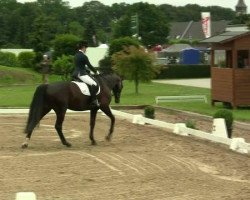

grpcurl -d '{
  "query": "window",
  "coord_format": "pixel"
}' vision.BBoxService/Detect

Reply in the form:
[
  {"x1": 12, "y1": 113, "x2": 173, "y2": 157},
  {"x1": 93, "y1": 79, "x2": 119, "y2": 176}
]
[{"x1": 237, "y1": 50, "x2": 249, "y2": 68}]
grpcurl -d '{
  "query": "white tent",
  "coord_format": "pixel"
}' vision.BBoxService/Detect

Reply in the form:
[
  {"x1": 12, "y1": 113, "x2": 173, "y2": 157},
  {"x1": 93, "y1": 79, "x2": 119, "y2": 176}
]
[{"x1": 85, "y1": 44, "x2": 108, "y2": 67}]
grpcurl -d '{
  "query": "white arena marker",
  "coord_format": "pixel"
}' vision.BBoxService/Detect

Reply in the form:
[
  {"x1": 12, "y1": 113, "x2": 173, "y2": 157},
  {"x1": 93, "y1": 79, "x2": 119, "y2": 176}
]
[
  {"x1": 15, "y1": 192, "x2": 37, "y2": 200},
  {"x1": 132, "y1": 114, "x2": 145, "y2": 125},
  {"x1": 230, "y1": 138, "x2": 248, "y2": 154},
  {"x1": 173, "y1": 123, "x2": 188, "y2": 136},
  {"x1": 212, "y1": 118, "x2": 228, "y2": 138}
]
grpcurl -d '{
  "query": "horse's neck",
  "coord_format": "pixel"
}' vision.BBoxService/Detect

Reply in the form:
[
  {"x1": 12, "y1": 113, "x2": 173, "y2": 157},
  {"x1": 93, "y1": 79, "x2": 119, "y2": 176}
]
[{"x1": 99, "y1": 75, "x2": 116, "y2": 90}]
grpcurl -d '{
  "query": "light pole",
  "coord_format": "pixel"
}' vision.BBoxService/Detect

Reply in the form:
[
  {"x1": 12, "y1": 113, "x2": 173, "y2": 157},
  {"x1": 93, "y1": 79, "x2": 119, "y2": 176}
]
[{"x1": 131, "y1": 13, "x2": 139, "y2": 38}]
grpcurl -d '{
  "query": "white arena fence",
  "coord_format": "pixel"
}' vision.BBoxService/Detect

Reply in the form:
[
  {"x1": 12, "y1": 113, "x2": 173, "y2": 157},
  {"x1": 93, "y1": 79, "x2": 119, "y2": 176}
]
[{"x1": 0, "y1": 108, "x2": 249, "y2": 155}]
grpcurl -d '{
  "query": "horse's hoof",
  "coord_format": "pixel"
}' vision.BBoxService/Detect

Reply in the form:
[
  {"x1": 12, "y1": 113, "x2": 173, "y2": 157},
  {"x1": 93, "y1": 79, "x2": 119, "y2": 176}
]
[
  {"x1": 21, "y1": 143, "x2": 28, "y2": 149},
  {"x1": 64, "y1": 142, "x2": 72, "y2": 147},
  {"x1": 105, "y1": 136, "x2": 111, "y2": 141},
  {"x1": 91, "y1": 141, "x2": 97, "y2": 146}
]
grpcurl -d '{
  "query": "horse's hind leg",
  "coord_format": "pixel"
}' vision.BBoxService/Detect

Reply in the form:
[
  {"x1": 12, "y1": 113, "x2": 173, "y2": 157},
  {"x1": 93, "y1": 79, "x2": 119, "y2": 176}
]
[
  {"x1": 89, "y1": 108, "x2": 98, "y2": 145},
  {"x1": 22, "y1": 107, "x2": 51, "y2": 148},
  {"x1": 100, "y1": 106, "x2": 115, "y2": 142},
  {"x1": 54, "y1": 108, "x2": 71, "y2": 147}
]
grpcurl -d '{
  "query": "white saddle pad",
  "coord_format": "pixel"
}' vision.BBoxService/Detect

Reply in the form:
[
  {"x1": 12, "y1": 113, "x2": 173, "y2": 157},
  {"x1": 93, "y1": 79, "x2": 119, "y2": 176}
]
[{"x1": 72, "y1": 81, "x2": 100, "y2": 96}]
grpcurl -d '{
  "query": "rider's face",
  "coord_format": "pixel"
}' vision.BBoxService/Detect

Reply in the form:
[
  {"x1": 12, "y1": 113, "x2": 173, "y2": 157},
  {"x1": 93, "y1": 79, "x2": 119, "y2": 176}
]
[{"x1": 83, "y1": 47, "x2": 87, "y2": 53}]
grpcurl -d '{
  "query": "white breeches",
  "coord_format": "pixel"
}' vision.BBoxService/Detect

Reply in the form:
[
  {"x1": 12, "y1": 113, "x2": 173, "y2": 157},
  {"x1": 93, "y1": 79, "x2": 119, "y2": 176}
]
[{"x1": 78, "y1": 74, "x2": 97, "y2": 86}]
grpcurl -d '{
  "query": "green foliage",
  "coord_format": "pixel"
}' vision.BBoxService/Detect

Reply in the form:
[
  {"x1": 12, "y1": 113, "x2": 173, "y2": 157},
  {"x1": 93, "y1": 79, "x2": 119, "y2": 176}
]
[
  {"x1": 157, "y1": 64, "x2": 210, "y2": 79},
  {"x1": 18, "y1": 51, "x2": 36, "y2": 68},
  {"x1": 52, "y1": 55, "x2": 74, "y2": 81},
  {"x1": 53, "y1": 34, "x2": 81, "y2": 59},
  {"x1": 144, "y1": 105, "x2": 155, "y2": 119},
  {"x1": 109, "y1": 37, "x2": 140, "y2": 56},
  {"x1": 0, "y1": 68, "x2": 250, "y2": 124},
  {"x1": 130, "y1": 2, "x2": 170, "y2": 46},
  {"x1": 185, "y1": 120, "x2": 197, "y2": 129},
  {"x1": 112, "y1": 46, "x2": 160, "y2": 93},
  {"x1": 213, "y1": 109, "x2": 234, "y2": 129},
  {"x1": 67, "y1": 21, "x2": 85, "y2": 38},
  {"x1": 169, "y1": 39, "x2": 200, "y2": 45},
  {"x1": 213, "y1": 109, "x2": 234, "y2": 138},
  {"x1": 231, "y1": 14, "x2": 250, "y2": 25},
  {"x1": 0, "y1": 65, "x2": 41, "y2": 85},
  {"x1": 99, "y1": 56, "x2": 113, "y2": 74},
  {"x1": 0, "y1": 52, "x2": 18, "y2": 67},
  {"x1": 83, "y1": 16, "x2": 97, "y2": 47},
  {"x1": 29, "y1": 14, "x2": 54, "y2": 54},
  {"x1": 0, "y1": 1, "x2": 236, "y2": 49}
]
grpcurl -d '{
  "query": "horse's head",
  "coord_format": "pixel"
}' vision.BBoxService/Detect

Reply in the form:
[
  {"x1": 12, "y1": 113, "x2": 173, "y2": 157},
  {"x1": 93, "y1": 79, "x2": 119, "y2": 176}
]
[{"x1": 112, "y1": 75, "x2": 123, "y2": 104}]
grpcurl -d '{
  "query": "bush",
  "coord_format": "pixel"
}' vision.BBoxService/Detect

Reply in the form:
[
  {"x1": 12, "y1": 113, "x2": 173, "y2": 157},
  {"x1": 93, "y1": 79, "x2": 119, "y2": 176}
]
[
  {"x1": 18, "y1": 51, "x2": 36, "y2": 68},
  {"x1": 185, "y1": 120, "x2": 197, "y2": 129},
  {"x1": 109, "y1": 37, "x2": 140, "y2": 56},
  {"x1": 213, "y1": 109, "x2": 234, "y2": 138},
  {"x1": 0, "y1": 51, "x2": 18, "y2": 67},
  {"x1": 53, "y1": 34, "x2": 81, "y2": 59},
  {"x1": 52, "y1": 55, "x2": 74, "y2": 80},
  {"x1": 144, "y1": 106, "x2": 155, "y2": 119}
]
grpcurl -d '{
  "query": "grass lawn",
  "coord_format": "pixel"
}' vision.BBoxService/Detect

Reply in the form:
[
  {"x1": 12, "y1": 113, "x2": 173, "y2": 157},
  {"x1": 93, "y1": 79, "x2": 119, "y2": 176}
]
[{"x1": 0, "y1": 65, "x2": 249, "y2": 122}]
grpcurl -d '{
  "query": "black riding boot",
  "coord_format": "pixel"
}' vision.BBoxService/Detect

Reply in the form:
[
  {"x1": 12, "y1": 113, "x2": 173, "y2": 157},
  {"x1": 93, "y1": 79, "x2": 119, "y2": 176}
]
[{"x1": 89, "y1": 85, "x2": 99, "y2": 108}]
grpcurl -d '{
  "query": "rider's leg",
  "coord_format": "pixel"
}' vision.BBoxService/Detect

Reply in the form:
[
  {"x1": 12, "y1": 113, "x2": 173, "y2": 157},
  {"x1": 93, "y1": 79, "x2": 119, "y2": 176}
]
[{"x1": 78, "y1": 75, "x2": 99, "y2": 107}]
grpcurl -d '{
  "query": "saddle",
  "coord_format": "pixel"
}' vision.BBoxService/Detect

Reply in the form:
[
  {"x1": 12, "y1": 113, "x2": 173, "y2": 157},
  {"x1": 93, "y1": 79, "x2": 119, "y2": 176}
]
[{"x1": 71, "y1": 76, "x2": 100, "y2": 96}]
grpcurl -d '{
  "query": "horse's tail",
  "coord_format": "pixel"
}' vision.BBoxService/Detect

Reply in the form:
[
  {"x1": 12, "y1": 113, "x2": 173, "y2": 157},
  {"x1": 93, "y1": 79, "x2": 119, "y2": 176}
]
[{"x1": 25, "y1": 84, "x2": 48, "y2": 134}]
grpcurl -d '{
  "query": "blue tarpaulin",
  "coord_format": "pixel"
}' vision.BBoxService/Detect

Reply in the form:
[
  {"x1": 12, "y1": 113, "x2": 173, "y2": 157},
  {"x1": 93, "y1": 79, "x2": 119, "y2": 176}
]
[{"x1": 180, "y1": 48, "x2": 200, "y2": 64}]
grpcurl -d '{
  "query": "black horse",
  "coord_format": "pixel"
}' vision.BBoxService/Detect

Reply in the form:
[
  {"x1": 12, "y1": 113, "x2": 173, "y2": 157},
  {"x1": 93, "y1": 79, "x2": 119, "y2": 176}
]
[{"x1": 22, "y1": 73, "x2": 123, "y2": 148}]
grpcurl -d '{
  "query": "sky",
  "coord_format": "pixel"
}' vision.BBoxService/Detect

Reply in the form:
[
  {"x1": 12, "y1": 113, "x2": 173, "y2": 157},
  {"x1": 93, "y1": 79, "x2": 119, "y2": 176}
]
[{"x1": 16, "y1": 0, "x2": 250, "y2": 12}]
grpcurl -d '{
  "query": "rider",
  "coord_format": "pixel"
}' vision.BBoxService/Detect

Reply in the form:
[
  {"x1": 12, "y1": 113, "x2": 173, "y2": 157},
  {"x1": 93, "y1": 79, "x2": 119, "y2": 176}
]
[{"x1": 72, "y1": 40, "x2": 99, "y2": 108}]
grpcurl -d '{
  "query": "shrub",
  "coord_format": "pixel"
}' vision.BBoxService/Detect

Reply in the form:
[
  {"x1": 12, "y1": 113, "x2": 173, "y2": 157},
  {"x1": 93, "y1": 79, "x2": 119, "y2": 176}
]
[
  {"x1": 185, "y1": 120, "x2": 197, "y2": 129},
  {"x1": 53, "y1": 34, "x2": 81, "y2": 59},
  {"x1": 109, "y1": 37, "x2": 140, "y2": 56},
  {"x1": 0, "y1": 51, "x2": 18, "y2": 67},
  {"x1": 144, "y1": 106, "x2": 155, "y2": 119},
  {"x1": 156, "y1": 64, "x2": 210, "y2": 79},
  {"x1": 18, "y1": 51, "x2": 36, "y2": 68},
  {"x1": 52, "y1": 55, "x2": 74, "y2": 80},
  {"x1": 213, "y1": 109, "x2": 234, "y2": 138}
]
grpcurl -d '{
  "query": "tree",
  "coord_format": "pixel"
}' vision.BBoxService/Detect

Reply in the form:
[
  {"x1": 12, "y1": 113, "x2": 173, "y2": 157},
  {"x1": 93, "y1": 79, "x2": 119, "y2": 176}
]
[
  {"x1": 112, "y1": 2, "x2": 170, "y2": 46},
  {"x1": 109, "y1": 36, "x2": 140, "y2": 56},
  {"x1": 112, "y1": 46, "x2": 159, "y2": 94},
  {"x1": 131, "y1": 3, "x2": 170, "y2": 46},
  {"x1": 83, "y1": 16, "x2": 97, "y2": 47},
  {"x1": 52, "y1": 54, "x2": 74, "y2": 80},
  {"x1": 28, "y1": 14, "x2": 54, "y2": 55},
  {"x1": 231, "y1": 14, "x2": 250, "y2": 24},
  {"x1": 67, "y1": 21, "x2": 85, "y2": 38},
  {"x1": 53, "y1": 34, "x2": 80, "y2": 59},
  {"x1": 99, "y1": 37, "x2": 140, "y2": 73}
]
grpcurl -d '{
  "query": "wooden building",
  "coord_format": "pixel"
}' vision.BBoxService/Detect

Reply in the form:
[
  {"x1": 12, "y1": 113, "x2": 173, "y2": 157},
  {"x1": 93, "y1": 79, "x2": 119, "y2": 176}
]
[{"x1": 202, "y1": 31, "x2": 250, "y2": 108}]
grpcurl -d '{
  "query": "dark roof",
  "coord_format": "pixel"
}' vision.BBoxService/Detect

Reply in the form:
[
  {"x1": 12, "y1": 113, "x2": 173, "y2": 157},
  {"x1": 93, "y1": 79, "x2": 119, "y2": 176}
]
[
  {"x1": 236, "y1": 0, "x2": 247, "y2": 8},
  {"x1": 169, "y1": 20, "x2": 230, "y2": 40},
  {"x1": 201, "y1": 31, "x2": 250, "y2": 43},
  {"x1": 162, "y1": 43, "x2": 192, "y2": 53}
]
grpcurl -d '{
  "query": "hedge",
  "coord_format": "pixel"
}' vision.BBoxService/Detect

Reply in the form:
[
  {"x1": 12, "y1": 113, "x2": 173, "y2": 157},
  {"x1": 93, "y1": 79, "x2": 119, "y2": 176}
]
[{"x1": 156, "y1": 64, "x2": 210, "y2": 79}]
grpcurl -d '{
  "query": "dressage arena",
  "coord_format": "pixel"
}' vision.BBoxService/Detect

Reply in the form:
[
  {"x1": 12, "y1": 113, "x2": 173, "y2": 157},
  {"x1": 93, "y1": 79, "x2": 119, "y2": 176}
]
[{"x1": 0, "y1": 111, "x2": 249, "y2": 200}]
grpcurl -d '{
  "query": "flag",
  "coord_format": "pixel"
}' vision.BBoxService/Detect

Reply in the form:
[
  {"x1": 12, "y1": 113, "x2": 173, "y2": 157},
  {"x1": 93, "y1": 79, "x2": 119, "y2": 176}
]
[{"x1": 201, "y1": 12, "x2": 211, "y2": 38}]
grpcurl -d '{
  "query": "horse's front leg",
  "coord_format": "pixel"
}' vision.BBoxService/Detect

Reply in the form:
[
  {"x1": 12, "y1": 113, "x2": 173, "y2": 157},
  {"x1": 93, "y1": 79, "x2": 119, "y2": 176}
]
[
  {"x1": 100, "y1": 106, "x2": 115, "y2": 142},
  {"x1": 89, "y1": 108, "x2": 98, "y2": 145},
  {"x1": 54, "y1": 108, "x2": 71, "y2": 147}
]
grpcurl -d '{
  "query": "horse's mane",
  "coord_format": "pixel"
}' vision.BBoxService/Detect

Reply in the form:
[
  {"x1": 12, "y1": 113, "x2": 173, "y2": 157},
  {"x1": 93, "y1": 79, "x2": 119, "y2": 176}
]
[{"x1": 95, "y1": 73, "x2": 119, "y2": 89}]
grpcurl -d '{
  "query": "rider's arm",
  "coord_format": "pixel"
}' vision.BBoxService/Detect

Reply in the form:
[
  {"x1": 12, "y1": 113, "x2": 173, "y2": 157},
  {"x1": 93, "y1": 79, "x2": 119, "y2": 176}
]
[{"x1": 84, "y1": 55, "x2": 97, "y2": 74}]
